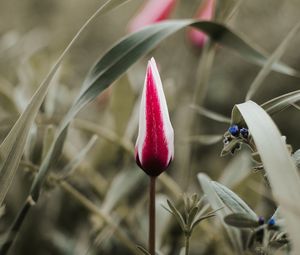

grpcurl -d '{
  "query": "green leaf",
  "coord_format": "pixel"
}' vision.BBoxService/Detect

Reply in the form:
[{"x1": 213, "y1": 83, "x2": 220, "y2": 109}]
[
  {"x1": 261, "y1": 90, "x2": 300, "y2": 115},
  {"x1": 0, "y1": 0, "x2": 131, "y2": 205},
  {"x1": 190, "y1": 214, "x2": 216, "y2": 233},
  {"x1": 224, "y1": 213, "x2": 259, "y2": 228},
  {"x1": 245, "y1": 22, "x2": 300, "y2": 101},
  {"x1": 185, "y1": 135, "x2": 223, "y2": 145},
  {"x1": 234, "y1": 100, "x2": 300, "y2": 254},
  {"x1": 166, "y1": 199, "x2": 186, "y2": 231},
  {"x1": 190, "y1": 105, "x2": 231, "y2": 123},
  {"x1": 212, "y1": 181, "x2": 257, "y2": 219},
  {"x1": 198, "y1": 173, "x2": 243, "y2": 253}
]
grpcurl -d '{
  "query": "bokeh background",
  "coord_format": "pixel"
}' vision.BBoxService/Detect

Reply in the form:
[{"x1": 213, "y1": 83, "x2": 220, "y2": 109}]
[{"x1": 0, "y1": 0, "x2": 300, "y2": 254}]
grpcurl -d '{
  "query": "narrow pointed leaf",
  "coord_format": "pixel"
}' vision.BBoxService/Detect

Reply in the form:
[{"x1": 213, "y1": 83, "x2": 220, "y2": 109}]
[
  {"x1": 224, "y1": 213, "x2": 259, "y2": 228},
  {"x1": 191, "y1": 214, "x2": 216, "y2": 233},
  {"x1": 186, "y1": 135, "x2": 223, "y2": 145},
  {"x1": 190, "y1": 105, "x2": 231, "y2": 123},
  {"x1": 234, "y1": 100, "x2": 300, "y2": 254},
  {"x1": 166, "y1": 199, "x2": 185, "y2": 231},
  {"x1": 261, "y1": 90, "x2": 300, "y2": 115}
]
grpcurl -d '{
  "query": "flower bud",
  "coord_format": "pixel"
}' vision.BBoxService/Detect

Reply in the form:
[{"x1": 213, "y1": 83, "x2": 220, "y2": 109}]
[
  {"x1": 188, "y1": 0, "x2": 215, "y2": 48},
  {"x1": 135, "y1": 58, "x2": 174, "y2": 176},
  {"x1": 128, "y1": 0, "x2": 176, "y2": 33}
]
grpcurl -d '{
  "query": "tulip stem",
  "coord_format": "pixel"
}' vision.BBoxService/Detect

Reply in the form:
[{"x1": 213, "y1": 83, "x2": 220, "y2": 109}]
[
  {"x1": 185, "y1": 235, "x2": 190, "y2": 255},
  {"x1": 149, "y1": 176, "x2": 156, "y2": 255}
]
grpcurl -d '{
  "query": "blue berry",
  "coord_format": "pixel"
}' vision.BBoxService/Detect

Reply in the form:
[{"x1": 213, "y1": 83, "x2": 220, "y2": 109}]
[
  {"x1": 228, "y1": 125, "x2": 239, "y2": 137},
  {"x1": 267, "y1": 217, "x2": 275, "y2": 226},
  {"x1": 240, "y1": 128, "x2": 249, "y2": 138},
  {"x1": 258, "y1": 216, "x2": 265, "y2": 225}
]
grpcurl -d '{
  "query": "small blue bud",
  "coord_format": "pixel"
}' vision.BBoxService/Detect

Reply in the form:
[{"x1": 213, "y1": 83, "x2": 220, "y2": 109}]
[
  {"x1": 267, "y1": 217, "x2": 275, "y2": 226},
  {"x1": 228, "y1": 125, "x2": 239, "y2": 137},
  {"x1": 240, "y1": 127, "x2": 249, "y2": 138},
  {"x1": 258, "y1": 216, "x2": 265, "y2": 225}
]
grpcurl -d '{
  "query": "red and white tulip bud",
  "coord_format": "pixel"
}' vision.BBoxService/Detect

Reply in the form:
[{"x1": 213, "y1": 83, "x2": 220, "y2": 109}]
[
  {"x1": 135, "y1": 58, "x2": 174, "y2": 176},
  {"x1": 188, "y1": 0, "x2": 215, "y2": 48},
  {"x1": 128, "y1": 0, "x2": 176, "y2": 33}
]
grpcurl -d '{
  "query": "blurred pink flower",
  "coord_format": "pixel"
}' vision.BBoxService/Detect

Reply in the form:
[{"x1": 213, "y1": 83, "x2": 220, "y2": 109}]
[
  {"x1": 128, "y1": 0, "x2": 176, "y2": 33},
  {"x1": 188, "y1": 0, "x2": 215, "y2": 48},
  {"x1": 135, "y1": 58, "x2": 174, "y2": 176}
]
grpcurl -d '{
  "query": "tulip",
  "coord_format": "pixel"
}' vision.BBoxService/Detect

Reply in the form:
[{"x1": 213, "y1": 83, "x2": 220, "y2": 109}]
[
  {"x1": 128, "y1": 0, "x2": 176, "y2": 33},
  {"x1": 135, "y1": 58, "x2": 174, "y2": 255},
  {"x1": 188, "y1": 0, "x2": 215, "y2": 48},
  {"x1": 135, "y1": 57, "x2": 174, "y2": 177}
]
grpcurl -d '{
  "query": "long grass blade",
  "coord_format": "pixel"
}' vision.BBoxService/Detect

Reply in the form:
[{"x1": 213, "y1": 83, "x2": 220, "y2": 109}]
[
  {"x1": 261, "y1": 90, "x2": 300, "y2": 115},
  {"x1": 185, "y1": 135, "x2": 223, "y2": 145},
  {"x1": 190, "y1": 105, "x2": 231, "y2": 123}
]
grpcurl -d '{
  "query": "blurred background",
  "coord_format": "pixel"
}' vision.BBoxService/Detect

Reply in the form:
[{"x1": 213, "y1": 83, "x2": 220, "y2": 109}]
[{"x1": 0, "y1": 0, "x2": 300, "y2": 254}]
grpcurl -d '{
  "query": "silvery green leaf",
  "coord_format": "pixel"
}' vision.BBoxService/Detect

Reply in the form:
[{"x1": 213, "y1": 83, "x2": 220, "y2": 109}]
[
  {"x1": 234, "y1": 101, "x2": 300, "y2": 254},
  {"x1": 198, "y1": 173, "x2": 243, "y2": 253},
  {"x1": 212, "y1": 181, "x2": 257, "y2": 219},
  {"x1": 224, "y1": 213, "x2": 259, "y2": 228}
]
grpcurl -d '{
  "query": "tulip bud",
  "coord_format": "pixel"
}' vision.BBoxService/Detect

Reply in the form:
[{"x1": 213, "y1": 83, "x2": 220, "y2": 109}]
[
  {"x1": 135, "y1": 58, "x2": 174, "y2": 176},
  {"x1": 128, "y1": 0, "x2": 176, "y2": 33},
  {"x1": 188, "y1": 0, "x2": 215, "y2": 48}
]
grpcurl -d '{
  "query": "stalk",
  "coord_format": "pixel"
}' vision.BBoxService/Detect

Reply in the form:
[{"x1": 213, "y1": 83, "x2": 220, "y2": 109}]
[
  {"x1": 185, "y1": 235, "x2": 190, "y2": 255},
  {"x1": 149, "y1": 176, "x2": 156, "y2": 255}
]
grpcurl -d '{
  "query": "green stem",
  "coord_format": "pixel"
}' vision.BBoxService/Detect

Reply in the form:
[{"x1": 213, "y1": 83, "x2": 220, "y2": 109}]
[
  {"x1": 185, "y1": 235, "x2": 190, "y2": 255},
  {"x1": 149, "y1": 176, "x2": 156, "y2": 255}
]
